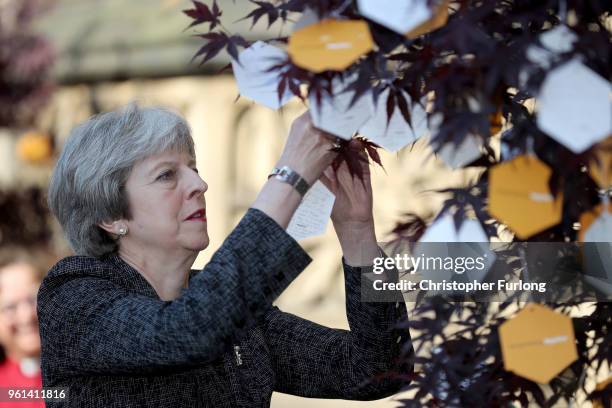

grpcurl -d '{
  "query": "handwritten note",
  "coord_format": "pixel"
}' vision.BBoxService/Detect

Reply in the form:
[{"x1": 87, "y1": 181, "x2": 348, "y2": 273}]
[{"x1": 287, "y1": 181, "x2": 335, "y2": 241}]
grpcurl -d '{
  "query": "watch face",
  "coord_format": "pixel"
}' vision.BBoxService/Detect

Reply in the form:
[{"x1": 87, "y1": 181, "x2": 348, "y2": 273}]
[
  {"x1": 277, "y1": 167, "x2": 290, "y2": 181},
  {"x1": 273, "y1": 167, "x2": 289, "y2": 183},
  {"x1": 274, "y1": 167, "x2": 307, "y2": 196}
]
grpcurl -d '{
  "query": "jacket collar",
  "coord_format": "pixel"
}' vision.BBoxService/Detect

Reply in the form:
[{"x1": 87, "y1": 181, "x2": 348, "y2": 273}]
[
  {"x1": 106, "y1": 254, "x2": 200, "y2": 300},
  {"x1": 106, "y1": 254, "x2": 161, "y2": 299}
]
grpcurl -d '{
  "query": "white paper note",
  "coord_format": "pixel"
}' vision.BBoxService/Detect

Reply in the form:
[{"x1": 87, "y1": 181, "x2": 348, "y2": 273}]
[
  {"x1": 415, "y1": 215, "x2": 495, "y2": 283},
  {"x1": 435, "y1": 133, "x2": 482, "y2": 169},
  {"x1": 457, "y1": 219, "x2": 489, "y2": 242},
  {"x1": 527, "y1": 25, "x2": 577, "y2": 69},
  {"x1": 309, "y1": 78, "x2": 373, "y2": 140},
  {"x1": 419, "y1": 214, "x2": 456, "y2": 243},
  {"x1": 232, "y1": 41, "x2": 295, "y2": 110},
  {"x1": 537, "y1": 58, "x2": 611, "y2": 153},
  {"x1": 359, "y1": 89, "x2": 428, "y2": 152},
  {"x1": 357, "y1": 0, "x2": 431, "y2": 34},
  {"x1": 519, "y1": 25, "x2": 578, "y2": 88},
  {"x1": 584, "y1": 211, "x2": 612, "y2": 243},
  {"x1": 419, "y1": 215, "x2": 489, "y2": 242},
  {"x1": 583, "y1": 275, "x2": 612, "y2": 296},
  {"x1": 287, "y1": 181, "x2": 336, "y2": 241},
  {"x1": 293, "y1": 7, "x2": 319, "y2": 31},
  {"x1": 583, "y1": 211, "x2": 612, "y2": 295}
]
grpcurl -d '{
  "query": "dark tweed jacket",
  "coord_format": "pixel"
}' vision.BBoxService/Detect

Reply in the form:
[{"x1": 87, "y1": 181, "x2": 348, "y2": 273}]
[{"x1": 38, "y1": 208, "x2": 412, "y2": 407}]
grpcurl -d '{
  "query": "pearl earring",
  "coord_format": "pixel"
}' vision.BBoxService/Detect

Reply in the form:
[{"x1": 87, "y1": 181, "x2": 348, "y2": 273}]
[{"x1": 118, "y1": 226, "x2": 128, "y2": 236}]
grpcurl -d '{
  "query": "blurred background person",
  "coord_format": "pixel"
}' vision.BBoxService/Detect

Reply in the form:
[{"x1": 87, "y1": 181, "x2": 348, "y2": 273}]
[{"x1": 0, "y1": 249, "x2": 44, "y2": 408}]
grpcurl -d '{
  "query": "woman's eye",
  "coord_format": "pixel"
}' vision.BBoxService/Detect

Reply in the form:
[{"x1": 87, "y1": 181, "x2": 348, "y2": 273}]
[
  {"x1": 191, "y1": 167, "x2": 199, "y2": 174},
  {"x1": 157, "y1": 170, "x2": 175, "y2": 181}
]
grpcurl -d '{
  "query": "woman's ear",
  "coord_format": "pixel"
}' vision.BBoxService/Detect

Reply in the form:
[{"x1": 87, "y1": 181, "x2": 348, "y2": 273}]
[{"x1": 98, "y1": 220, "x2": 128, "y2": 236}]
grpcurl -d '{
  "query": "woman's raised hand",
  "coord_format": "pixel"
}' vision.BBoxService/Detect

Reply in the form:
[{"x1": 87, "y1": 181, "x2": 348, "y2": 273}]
[
  {"x1": 320, "y1": 141, "x2": 380, "y2": 266},
  {"x1": 320, "y1": 140, "x2": 374, "y2": 228},
  {"x1": 252, "y1": 111, "x2": 338, "y2": 229},
  {"x1": 275, "y1": 112, "x2": 339, "y2": 185}
]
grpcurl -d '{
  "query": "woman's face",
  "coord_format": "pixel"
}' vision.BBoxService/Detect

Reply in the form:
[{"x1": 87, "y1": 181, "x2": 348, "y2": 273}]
[
  {"x1": 0, "y1": 263, "x2": 41, "y2": 360},
  {"x1": 121, "y1": 149, "x2": 209, "y2": 255}
]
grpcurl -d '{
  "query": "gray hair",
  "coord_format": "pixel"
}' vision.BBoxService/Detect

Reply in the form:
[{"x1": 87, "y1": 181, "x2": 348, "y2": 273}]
[{"x1": 48, "y1": 103, "x2": 195, "y2": 258}]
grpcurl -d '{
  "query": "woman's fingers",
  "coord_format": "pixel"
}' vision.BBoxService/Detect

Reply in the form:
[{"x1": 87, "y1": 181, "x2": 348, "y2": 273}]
[
  {"x1": 319, "y1": 172, "x2": 334, "y2": 192},
  {"x1": 324, "y1": 166, "x2": 337, "y2": 184},
  {"x1": 335, "y1": 160, "x2": 353, "y2": 187},
  {"x1": 276, "y1": 113, "x2": 341, "y2": 184}
]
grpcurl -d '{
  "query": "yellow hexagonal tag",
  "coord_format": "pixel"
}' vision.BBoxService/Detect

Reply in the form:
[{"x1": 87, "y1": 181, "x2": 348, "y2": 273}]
[
  {"x1": 589, "y1": 136, "x2": 611, "y2": 189},
  {"x1": 488, "y1": 155, "x2": 563, "y2": 239},
  {"x1": 406, "y1": 0, "x2": 449, "y2": 39},
  {"x1": 288, "y1": 19, "x2": 374, "y2": 73},
  {"x1": 499, "y1": 303, "x2": 578, "y2": 384}
]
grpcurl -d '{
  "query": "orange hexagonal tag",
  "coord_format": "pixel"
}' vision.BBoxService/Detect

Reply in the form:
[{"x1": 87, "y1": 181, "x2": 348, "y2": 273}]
[
  {"x1": 288, "y1": 19, "x2": 374, "y2": 73},
  {"x1": 406, "y1": 0, "x2": 449, "y2": 39},
  {"x1": 499, "y1": 303, "x2": 577, "y2": 384},
  {"x1": 488, "y1": 155, "x2": 563, "y2": 239},
  {"x1": 589, "y1": 136, "x2": 611, "y2": 189}
]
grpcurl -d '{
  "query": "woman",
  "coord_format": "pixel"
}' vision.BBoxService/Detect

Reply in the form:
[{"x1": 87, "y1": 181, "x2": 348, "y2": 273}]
[{"x1": 39, "y1": 103, "x2": 412, "y2": 407}]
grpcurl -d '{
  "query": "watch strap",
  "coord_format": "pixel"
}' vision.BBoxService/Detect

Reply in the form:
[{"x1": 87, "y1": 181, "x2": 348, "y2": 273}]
[{"x1": 268, "y1": 166, "x2": 311, "y2": 197}]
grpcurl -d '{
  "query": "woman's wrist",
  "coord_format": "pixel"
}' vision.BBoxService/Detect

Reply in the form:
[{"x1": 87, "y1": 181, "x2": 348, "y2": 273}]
[
  {"x1": 333, "y1": 220, "x2": 379, "y2": 266},
  {"x1": 334, "y1": 219, "x2": 375, "y2": 238},
  {"x1": 274, "y1": 153, "x2": 330, "y2": 186},
  {"x1": 251, "y1": 178, "x2": 303, "y2": 229}
]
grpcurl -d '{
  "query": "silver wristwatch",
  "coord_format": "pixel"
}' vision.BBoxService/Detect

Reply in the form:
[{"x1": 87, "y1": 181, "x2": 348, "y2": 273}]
[{"x1": 268, "y1": 166, "x2": 311, "y2": 197}]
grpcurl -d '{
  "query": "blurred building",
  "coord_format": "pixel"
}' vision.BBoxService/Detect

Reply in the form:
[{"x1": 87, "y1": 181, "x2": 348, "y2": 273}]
[{"x1": 1, "y1": 1, "x2": 477, "y2": 406}]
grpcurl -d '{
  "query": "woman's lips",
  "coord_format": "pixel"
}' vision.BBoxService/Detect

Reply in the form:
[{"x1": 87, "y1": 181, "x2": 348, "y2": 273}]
[
  {"x1": 186, "y1": 209, "x2": 206, "y2": 222},
  {"x1": 187, "y1": 216, "x2": 207, "y2": 222}
]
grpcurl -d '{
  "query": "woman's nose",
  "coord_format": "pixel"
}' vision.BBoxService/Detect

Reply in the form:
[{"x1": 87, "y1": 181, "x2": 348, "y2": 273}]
[{"x1": 187, "y1": 170, "x2": 208, "y2": 199}]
